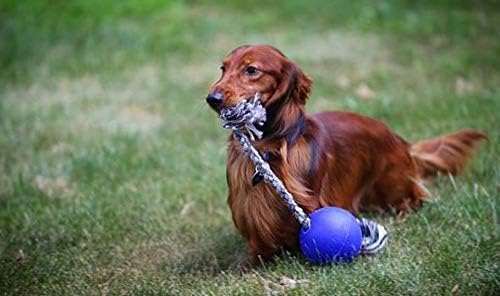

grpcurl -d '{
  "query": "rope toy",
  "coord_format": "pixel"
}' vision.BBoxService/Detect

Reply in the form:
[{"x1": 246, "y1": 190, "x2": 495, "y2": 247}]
[{"x1": 220, "y1": 93, "x2": 363, "y2": 264}]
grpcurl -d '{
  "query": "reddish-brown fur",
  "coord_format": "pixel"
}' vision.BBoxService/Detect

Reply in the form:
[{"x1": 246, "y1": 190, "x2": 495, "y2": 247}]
[{"x1": 207, "y1": 45, "x2": 487, "y2": 261}]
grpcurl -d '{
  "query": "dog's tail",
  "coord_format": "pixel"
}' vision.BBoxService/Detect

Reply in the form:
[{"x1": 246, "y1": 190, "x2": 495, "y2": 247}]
[{"x1": 410, "y1": 129, "x2": 487, "y2": 178}]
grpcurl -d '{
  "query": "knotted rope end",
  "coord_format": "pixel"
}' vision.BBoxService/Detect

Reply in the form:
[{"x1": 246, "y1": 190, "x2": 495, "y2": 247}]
[{"x1": 219, "y1": 93, "x2": 266, "y2": 141}]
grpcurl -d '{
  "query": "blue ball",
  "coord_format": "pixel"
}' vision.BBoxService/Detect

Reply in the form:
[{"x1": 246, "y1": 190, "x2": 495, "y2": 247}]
[{"x1": 299, "y1": 207, "x2": 362, "y2": 264}]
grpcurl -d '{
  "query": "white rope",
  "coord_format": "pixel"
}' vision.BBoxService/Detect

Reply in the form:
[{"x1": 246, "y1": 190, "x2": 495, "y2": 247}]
[{"x1": 220, "y1": 93, "x2": 311, "y2": 228}]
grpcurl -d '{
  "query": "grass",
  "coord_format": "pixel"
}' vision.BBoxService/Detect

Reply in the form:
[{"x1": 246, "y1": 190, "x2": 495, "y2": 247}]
[{"x1": 0, "y1": 0, "x2": 499, "y2": 295}]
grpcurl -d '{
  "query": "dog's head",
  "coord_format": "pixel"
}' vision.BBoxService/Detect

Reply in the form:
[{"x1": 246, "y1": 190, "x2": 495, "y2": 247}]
[{"x1": 206, "y1": 45, "x2": 312, "y2": 136}]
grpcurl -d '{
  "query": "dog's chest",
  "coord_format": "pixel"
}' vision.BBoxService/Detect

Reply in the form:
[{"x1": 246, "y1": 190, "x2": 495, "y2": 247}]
[{"x1": 226, "y1": 144, "x2": 289, "y2": 223}]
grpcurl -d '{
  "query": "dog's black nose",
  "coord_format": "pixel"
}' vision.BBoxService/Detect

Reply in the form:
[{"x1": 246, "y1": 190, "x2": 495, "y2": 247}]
[{"x1": 206, "y1": 91, "x2": 224, "y2": 109}]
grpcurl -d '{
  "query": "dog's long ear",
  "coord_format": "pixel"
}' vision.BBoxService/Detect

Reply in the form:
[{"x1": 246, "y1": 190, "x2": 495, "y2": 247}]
[
  {"x1": 291, "y1": 63, "x2": 312, "y2": 104},
  {"x1": 267, "y1": 60, "x2": 312, "y2": 106}
]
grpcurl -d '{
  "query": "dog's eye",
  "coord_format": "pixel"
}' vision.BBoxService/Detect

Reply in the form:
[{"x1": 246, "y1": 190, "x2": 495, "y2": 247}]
[{"x1": 245, "y1": 66, "x2": 259, "y2": 76}]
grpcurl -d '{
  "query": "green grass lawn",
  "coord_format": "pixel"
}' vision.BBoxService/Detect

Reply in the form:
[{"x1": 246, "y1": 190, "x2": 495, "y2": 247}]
[{"x1": 1, "y1": 0, "x2": 499, "y2": 295}]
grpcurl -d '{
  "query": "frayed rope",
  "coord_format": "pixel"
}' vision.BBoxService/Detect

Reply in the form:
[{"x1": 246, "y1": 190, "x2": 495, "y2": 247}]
[{"x1": 220, "y1": 93, "x2": 311, "y2": 228}]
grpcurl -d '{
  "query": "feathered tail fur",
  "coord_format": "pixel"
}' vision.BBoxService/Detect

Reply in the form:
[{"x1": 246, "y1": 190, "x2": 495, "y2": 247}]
[{"x1": 410, "y1": 129, "x2": 487, "y2": 178}]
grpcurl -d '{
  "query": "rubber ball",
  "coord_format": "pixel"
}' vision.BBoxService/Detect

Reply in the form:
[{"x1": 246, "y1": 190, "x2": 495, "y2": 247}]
[{"x1": 299, "y1": 207, "x2": 362, "y2": 264}]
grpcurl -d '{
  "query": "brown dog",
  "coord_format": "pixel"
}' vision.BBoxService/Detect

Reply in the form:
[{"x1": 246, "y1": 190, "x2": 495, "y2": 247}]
[{"x1": 206, "y1": 45, "x2": 486, "y2": 261}]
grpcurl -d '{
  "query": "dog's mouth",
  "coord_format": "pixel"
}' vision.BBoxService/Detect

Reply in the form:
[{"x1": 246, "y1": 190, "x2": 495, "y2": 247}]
[
  {"x1": 219, "y1": 93, "x2": 266, "y2": 140},
  {"x1": 208, "y1": 92, "x2": 269, "y2": 115},
  {"x1": 208, "y1": 101, "x2": 226, "y2": 114}
]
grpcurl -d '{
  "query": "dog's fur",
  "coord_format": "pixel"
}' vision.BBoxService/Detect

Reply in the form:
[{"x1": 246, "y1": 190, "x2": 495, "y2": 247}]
[{"x1": 207, "y1": 45, "x2": 487, "y2": 261}]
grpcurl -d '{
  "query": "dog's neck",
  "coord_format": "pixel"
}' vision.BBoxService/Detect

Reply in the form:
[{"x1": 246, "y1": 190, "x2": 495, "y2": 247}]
[{"x1": 261, "y1": 99, "x2": 306, "y2": 147}]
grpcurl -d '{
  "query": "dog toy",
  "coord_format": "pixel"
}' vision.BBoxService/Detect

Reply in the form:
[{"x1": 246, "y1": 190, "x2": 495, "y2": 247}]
[
  {"x1": 220, "y1": 93, "x2": 381, "y2": 264},
  {"x1": 299, "y1": 207, "x2": 362, "y2": 263}
]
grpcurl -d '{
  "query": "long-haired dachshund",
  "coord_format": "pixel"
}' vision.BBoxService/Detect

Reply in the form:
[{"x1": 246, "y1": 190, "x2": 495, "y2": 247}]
[{"x1": 206, "y1": 45, "x2": 486, "y2": 261}]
